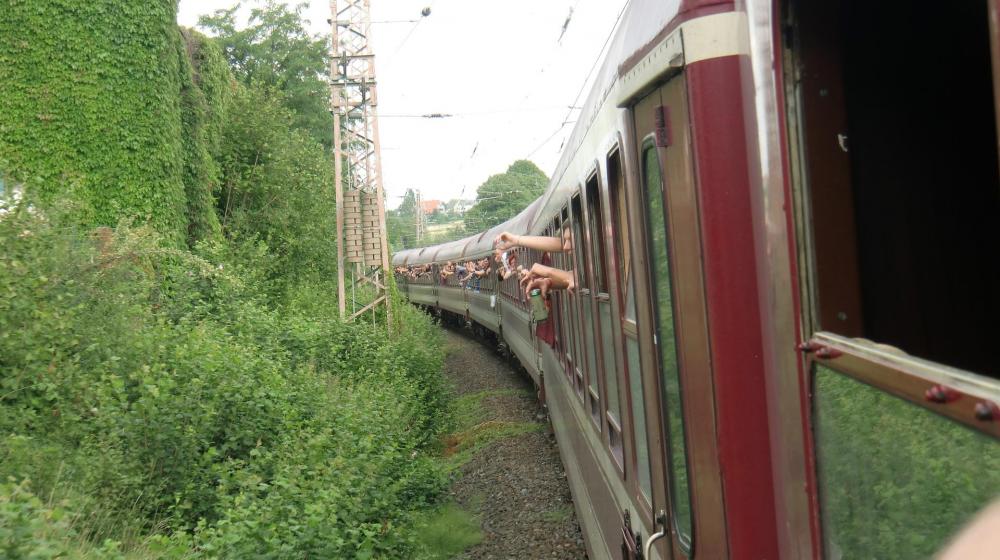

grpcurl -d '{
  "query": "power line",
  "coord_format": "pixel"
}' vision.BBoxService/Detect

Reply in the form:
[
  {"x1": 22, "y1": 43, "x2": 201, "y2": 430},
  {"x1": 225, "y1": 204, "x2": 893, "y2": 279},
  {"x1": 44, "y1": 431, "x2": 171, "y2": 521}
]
[
  {"x1": 525, "y1": 119, "x2": 576, "y2": 159},
  {"x1": 379, "y1": 113, "x2": 453, "y2": 118},
  {"x1": 383, "y1": 1, "x2": 437, "y2": 70},
  {"x1": 523, "y1": 1, "x2": 628, "y2": 162},
  {"x1": 378, "y1": 105, "x2": 568, "y2": 118},
  {"x1": 561, "y1": 1, "x2": 629, "y2": 125}
]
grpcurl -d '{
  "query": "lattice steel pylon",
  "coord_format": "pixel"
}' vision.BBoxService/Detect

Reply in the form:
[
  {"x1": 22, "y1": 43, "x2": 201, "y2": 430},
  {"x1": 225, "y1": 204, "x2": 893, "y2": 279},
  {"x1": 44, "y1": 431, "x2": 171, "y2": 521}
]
[
  {"x1": 330, "y1": 0, "x2": 391, "y2": 325},
  {"x1": 414, "y1": 189, "x2": 426, "y2": 245}
]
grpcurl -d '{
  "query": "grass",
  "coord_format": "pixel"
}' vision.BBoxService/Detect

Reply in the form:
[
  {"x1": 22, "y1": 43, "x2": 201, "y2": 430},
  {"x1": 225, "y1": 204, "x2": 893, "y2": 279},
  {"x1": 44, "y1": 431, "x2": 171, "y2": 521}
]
[
  {"x1": 539, "y1": 504, "x2": 574, "y2": 523},
  {"x1": 442, "y1": 420, "x2": 543, "y2": 469},
  {"x1": 452, "y1": 388, "x2": 534, "y2": 429},
  {"x1": 413, "y1": 388, "x2": 542, "y2": 557},
  {"x1": 444, "y1": 389, "x2": 542, "y2": 470},
  {"x1": 412, "y1": 502, "x2": 483, "y2": 559}
]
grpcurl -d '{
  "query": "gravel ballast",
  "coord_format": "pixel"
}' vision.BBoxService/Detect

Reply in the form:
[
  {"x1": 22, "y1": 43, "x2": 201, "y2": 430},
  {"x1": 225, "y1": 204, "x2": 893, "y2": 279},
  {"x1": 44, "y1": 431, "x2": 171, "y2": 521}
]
[{"x1": 440, "y1": 326, "x2": 588, "y2": 559}]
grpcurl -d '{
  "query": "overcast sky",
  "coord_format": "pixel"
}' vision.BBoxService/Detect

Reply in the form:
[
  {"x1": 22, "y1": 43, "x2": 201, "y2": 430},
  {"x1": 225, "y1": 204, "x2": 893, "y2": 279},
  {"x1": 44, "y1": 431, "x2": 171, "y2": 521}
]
[{"x1": 178, "y1": 0, "x2": 628, "y2": 208}]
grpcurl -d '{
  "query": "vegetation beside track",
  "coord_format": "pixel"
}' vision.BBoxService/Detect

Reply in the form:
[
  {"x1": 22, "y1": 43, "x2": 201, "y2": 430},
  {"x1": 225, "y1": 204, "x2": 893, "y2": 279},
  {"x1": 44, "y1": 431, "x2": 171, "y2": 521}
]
[
  {"x1": 0, "y1": 198, "x2": 451, "y2": 559},
  {"x1": 0, "y1": 1, "x2": 455, "y2": 558}
]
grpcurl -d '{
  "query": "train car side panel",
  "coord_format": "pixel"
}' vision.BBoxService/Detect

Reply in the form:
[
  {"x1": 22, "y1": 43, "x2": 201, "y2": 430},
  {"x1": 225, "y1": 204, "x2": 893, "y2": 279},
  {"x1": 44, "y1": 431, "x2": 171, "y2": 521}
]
[{"x1": 686, "y1": 54, "x2": 780, "y2": 559}]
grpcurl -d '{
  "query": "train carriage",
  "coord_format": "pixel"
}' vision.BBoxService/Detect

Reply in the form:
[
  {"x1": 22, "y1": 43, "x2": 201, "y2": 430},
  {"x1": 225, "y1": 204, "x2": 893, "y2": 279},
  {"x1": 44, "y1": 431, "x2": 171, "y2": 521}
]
[{"x1": 395, "y1": 1, "x2": 1000, "y2": 558}]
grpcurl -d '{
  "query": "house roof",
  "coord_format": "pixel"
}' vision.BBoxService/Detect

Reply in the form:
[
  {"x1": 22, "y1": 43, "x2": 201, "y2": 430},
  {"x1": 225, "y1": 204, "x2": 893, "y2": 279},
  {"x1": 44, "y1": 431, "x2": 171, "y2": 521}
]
[{"x1": 420, "y1": 199, "x2": 442, "y2": 214}]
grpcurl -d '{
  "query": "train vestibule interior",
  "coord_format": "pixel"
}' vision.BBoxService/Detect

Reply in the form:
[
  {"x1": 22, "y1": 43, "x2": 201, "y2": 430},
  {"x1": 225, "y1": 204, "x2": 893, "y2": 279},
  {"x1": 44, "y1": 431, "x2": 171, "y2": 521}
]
[{"x1": 784, "y1": 0, "x2": 1000, "y2": 377}]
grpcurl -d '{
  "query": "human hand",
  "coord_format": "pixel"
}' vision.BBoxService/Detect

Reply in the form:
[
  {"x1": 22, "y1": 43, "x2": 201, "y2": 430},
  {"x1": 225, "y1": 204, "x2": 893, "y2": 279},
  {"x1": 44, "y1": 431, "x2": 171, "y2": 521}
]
[
  {"x1": 519, "y1": 268, "x2": 536, "y2": 290},
  {"x1": 525, "y1": 277, "x2": 553, "y2": 299},
  {"x1": 495, "y1": 231, "x2": 519, "y2": 251}
]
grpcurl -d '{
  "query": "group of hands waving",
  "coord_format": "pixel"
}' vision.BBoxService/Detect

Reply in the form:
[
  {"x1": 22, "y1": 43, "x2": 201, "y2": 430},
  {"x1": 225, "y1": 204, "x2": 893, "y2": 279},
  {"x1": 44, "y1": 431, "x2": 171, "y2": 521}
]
[{"x1": 493, "y1": 231, "x2": 575, "y2": 299}]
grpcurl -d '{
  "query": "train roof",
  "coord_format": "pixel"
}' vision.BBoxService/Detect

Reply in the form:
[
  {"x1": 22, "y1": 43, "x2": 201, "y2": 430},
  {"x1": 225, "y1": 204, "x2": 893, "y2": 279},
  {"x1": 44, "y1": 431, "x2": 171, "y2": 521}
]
[{"x1": 394, "y1": 0, "x2": 705, "y2": 266}]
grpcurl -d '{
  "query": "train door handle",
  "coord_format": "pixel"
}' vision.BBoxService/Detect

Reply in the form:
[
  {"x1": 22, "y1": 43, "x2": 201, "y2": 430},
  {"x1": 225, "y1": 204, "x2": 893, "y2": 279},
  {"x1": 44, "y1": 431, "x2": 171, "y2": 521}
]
[{"x1": 643, "y1": 510, "x2": 667, "y2": 559}]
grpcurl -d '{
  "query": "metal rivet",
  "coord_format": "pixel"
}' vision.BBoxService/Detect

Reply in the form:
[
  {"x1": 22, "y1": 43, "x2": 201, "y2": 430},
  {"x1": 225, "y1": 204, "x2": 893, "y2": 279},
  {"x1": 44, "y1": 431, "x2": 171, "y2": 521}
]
[
  {"x1": 798, "y1": 341, "x2": 821, "y2": 353},
  {"x1": 815, "y1": 347, "x2": 842, "y2": 359},
  {"x1": 974, "y1": 401, "x2": 999, "y2": 422},
  {"x1": 924, "y1": 385, "x2": 960, "y2": 404}
]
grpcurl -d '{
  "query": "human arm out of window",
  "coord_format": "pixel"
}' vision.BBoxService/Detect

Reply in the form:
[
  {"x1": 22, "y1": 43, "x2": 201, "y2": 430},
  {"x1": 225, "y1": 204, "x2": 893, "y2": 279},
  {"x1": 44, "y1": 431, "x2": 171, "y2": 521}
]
[
  {"x1": 521, "y1": 263, "x2": 575, "y2": 295},
  {"x1": 495, "y1": 232, "x2": 564, "y2": 253}
]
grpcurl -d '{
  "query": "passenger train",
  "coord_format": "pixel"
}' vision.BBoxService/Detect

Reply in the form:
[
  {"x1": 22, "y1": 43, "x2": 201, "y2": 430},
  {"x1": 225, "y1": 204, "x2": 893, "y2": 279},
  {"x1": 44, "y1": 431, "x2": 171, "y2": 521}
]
[{"x1": 393, "y1": 1, "x2": 1000, "y2": 558}]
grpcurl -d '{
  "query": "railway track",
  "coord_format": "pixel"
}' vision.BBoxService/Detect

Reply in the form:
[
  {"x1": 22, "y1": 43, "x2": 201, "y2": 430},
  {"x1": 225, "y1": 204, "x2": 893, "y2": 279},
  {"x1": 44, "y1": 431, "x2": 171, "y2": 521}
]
[{"x1": 440, "y1": 326, "x2": 588, "y2": 559}]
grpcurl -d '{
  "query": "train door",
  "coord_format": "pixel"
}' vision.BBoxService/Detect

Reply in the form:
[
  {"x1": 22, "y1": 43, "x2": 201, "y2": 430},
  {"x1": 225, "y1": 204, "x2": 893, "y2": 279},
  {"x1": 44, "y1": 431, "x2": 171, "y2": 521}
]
[{"x1": 627, "y1": 74, "x2": 727, "y2": 559}]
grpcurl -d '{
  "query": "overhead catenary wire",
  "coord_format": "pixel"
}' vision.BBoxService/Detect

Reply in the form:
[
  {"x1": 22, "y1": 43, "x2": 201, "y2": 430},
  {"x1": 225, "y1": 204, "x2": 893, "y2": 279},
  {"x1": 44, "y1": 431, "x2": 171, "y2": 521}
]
[
  {"x1": 419, "y1": 0, "x2": 592, "y2": 205},
  {"x1": 382, "y1": 1, "x2": 437, "y2": 71},
  {"x1": 470, "y1": 0, "x2": 587, "y2": 171},
  {"x1": 524, "y1": 120, "x2": 577, "y2": 160},
  {"x1": 522, "y1": 0, "x2": 628, "y2": 161},
  {"x1": 377, "y1": 105, "x2": 569, "y2": 118},
  {"x1": 384, "y1": 1, "x2": 629, "y2": 212}
]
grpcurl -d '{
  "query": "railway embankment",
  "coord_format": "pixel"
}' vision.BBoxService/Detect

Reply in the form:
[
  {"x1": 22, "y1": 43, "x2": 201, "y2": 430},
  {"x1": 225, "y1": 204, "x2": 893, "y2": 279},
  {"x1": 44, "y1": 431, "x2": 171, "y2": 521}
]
[{"x1": 427, "y1": 327, "x2": 588, "y2": 559}]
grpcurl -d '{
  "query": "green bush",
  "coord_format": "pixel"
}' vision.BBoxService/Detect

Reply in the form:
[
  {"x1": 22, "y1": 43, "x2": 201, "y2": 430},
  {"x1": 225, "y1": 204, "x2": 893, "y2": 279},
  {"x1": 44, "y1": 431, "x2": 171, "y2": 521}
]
[
  {"x1": 0, "y1": 479, "x2": 125, "y2": 560},
  {"x1": 0, "y1": 202, "x2": 449, "y2": 556},
  {"x1": 213, "y1": 84, "x2": 337, "y2": 304},
  {"x1": 1, "y1": 3, "x2": 445, "y2": 556}
]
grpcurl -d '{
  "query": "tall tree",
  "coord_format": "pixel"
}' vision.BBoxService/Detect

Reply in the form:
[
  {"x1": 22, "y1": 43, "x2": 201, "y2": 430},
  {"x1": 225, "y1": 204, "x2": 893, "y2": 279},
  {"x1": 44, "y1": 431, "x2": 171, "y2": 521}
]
[
  {"x1": 198, "y1": 1, "x2": 333, "y2": 149},
  {"x1": 464, "y1": 160, "x2": 548, "y2": 232},
  {"x1": 388, "y1": 189, "x2": 418, "y2": 250}
]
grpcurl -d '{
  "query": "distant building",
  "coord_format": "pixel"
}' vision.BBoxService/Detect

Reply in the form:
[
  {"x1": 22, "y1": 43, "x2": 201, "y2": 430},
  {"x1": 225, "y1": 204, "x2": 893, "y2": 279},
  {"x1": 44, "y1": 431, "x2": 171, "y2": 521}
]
[{"x1": 420, "y1": 199, "x2": 442, "y2": 215}]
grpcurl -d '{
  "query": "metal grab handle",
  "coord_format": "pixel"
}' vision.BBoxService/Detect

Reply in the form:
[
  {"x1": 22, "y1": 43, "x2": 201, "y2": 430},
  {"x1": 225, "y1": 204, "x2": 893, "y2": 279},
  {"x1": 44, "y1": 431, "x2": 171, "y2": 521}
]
[{"x1": 643, "y1": 510, "x2": 667, "y2": 559}]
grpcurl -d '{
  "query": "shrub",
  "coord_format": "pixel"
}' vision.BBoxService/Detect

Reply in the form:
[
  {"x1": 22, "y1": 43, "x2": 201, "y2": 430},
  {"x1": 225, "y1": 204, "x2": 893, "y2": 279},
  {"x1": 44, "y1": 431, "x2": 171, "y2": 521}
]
[{"x1": 0, "y1": 201, "x2": 449, "y2": 556}]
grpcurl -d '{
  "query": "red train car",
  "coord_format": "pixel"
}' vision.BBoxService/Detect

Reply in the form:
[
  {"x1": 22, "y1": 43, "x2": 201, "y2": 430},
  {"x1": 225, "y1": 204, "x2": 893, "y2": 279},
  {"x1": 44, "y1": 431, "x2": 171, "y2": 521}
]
[{"x1": 395, "y1": 1, "x2": 1000, "y2": 558}]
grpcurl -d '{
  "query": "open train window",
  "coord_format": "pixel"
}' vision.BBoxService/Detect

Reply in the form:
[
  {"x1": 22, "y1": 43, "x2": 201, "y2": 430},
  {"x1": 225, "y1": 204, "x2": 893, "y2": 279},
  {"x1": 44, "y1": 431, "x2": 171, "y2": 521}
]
[
  {"x1": 549, "y1": 218, "x2": 563, "y2": 356},
  {"x1": 587, "y1": 166, "x2": 624, "y2": 467},
  {"x1": 784, "y1": 0, "x2": 1000, "y2": 378},
  {"x1": 605, "y1": 146, "x2": 630, "y2": 471},
  {"x1": 785, "y1": 2, "x2": 1000, "y2": 557},
  {"x1": 558, "y1": 207, "x2": 576, "y2": 383},
  {"x1": 569, "y1": 196, "x2": 588, "y2": 401},
  {"x1": 573, "y1": 192, "x2": 601, "y2": 426}
]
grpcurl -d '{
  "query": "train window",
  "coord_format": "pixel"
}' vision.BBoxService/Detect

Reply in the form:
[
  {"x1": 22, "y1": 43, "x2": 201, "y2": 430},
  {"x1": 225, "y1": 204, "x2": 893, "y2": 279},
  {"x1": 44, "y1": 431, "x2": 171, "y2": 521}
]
[
  {"x1": 610, "y1": 146, "x2": 646, "y2": 485},
  {"x1": 589, "y1": 169, "x2": 623, "y2": 463},
  {"x1": 812, "y1": 364, "x2": 1000, "y2": 559},
  {"x1": 627, "y1": 336, "x2": 652, "y2": 501},
  {"x1": 785, "y1": 0, "x2": 1000, "y2": 378},
  {"x1": 609, "y1": 149, "x2": 630, "y2": 296},
  {"x1": 585, "y1": 175, "x2": 609, "y2": 292},
  {"x1": 558, "y1": 209, "x2": 577, "y2": 383},
  {"x1": 572, "y1": 194, "x2": 601, "y2": 425},
  {"x1": 568, "y1": 202, "x2": 586, "y2": 399},
  {"x1": 641, "y1": 144, "x2": 693, "y2": 547}
]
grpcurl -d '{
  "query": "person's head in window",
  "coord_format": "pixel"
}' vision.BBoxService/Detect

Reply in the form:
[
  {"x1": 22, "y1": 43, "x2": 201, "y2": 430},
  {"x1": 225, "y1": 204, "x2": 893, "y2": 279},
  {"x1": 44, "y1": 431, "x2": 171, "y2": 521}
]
[{"x1": 561, "y1": 223, "x2": 573, "y2": 254}]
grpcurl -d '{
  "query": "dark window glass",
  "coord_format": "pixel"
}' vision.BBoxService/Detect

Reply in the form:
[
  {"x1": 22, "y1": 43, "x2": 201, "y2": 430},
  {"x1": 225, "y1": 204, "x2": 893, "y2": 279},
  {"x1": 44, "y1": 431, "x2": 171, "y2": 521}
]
[{"x1": 586, "y1": 176, "x2": 608, "y2": 292}]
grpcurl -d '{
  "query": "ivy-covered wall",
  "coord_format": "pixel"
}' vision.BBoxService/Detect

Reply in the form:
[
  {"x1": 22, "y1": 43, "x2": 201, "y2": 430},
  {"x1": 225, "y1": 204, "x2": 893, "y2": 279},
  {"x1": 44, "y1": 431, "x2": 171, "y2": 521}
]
[
  {"x1": 178, "y1": 28, "x2": 231, "y2": 245},
  {"x1": 0, "y1": 1, "x2": 228, "y2": 246}
]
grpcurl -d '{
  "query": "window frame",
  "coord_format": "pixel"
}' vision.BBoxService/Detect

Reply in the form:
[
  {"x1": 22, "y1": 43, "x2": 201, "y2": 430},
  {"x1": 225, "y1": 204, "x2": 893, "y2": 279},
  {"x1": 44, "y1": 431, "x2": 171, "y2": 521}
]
[
  {"x1": 804, "y1": 332, "x2": 1000, "y2": 559},
  {"x1": 571, "y1": 192, "x2": 598, "y2": 417},
  {"x1": 582, "y1": 171, "x2": 606, "y2": 428},
  {"x1": 637, "y1": 136, "x2": 696, "y2": 553},
  {"x1": 603, "y1": 141, "x2": 630, "y2": 473}
]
